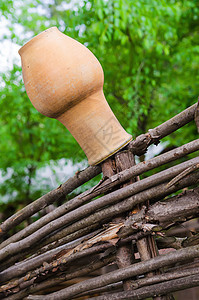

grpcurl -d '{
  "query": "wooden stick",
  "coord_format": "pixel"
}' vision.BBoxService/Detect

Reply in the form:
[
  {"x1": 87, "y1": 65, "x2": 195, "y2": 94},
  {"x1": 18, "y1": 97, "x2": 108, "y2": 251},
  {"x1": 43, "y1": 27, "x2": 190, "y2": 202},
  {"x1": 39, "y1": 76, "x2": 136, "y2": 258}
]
[
  {"x1": 0, "y1": 165, "x2": 101, "y2": 237},
  {"x1": 78, "y1": 266, "x2": 199, "y2": 298},
  {"x1": 88, "y1": 273, "x2": 199, "y2": 299},
  {"x1": 1, "y1": 169, "x2": 198, "y2": 265},
  {"x1": 2, "y1": 139, "x2": 198, "y2": 250},
  {"x1": 26, "y1": 244, "x2": 199, "y2": 299},
  {"x1": 101, "y1": 150, "x2": 136, "y2": 291},
  {"x1": 2, "y1": 254, "x2": 115, "y2": 299},
  {"x1": 114, "y1": 150, "x2": 137, "y2": 290},
  {"x1": 129, "y1": 102, "x2": 197, "y2": 155},
  {"x1": 0, "y1": 104, "x2": 197, "y2": 238}
]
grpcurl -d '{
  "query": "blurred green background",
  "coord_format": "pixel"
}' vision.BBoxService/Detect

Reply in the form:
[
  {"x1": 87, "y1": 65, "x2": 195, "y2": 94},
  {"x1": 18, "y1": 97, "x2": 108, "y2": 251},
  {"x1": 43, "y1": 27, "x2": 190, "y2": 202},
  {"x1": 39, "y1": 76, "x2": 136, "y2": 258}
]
[{"x1": 0, "y1": 0, "x2": 198, "y2": 219}]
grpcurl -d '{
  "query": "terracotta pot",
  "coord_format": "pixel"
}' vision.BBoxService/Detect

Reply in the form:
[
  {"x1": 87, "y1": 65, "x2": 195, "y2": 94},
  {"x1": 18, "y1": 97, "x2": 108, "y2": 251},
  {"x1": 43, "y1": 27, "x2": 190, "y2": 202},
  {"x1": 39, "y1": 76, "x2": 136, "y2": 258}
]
[{"x1": 19, "y1": 27, "x2": 132, "y2": 165}]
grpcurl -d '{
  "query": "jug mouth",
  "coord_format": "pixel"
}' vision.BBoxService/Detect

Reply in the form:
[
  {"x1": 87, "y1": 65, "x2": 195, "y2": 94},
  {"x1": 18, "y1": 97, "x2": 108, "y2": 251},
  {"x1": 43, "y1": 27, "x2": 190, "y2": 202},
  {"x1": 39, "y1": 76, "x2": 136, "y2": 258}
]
[{"x1": 18, "y1": 27, "x2": 58, "y2": 56}]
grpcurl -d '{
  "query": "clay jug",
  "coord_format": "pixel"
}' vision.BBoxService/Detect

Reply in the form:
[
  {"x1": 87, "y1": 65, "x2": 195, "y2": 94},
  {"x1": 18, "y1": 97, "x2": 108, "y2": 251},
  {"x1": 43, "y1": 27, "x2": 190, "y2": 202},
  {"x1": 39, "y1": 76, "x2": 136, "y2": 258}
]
[{"x1": 19, "y1": 27, "x2": 132, "y2": 165}]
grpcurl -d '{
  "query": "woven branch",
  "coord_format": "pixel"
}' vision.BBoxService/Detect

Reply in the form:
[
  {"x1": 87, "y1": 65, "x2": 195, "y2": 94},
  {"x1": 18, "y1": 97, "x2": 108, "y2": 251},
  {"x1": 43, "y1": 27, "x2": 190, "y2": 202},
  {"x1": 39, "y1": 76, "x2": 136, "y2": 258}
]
[
  {"x1": 1, "y1": 186, "x2": 199, "y2": 289},
  {"x1": 27, "y1": 244, "x2": 199, "y2": 299},
  {"x1": 0, "y1": 102, "x2": 198, "y2": 300},
  {"x1": 0, "y1": 162, "x2": 198, "y2": 264},
  {"x1": 0, "y1": 103, "x2": 197, "y2": 238}
]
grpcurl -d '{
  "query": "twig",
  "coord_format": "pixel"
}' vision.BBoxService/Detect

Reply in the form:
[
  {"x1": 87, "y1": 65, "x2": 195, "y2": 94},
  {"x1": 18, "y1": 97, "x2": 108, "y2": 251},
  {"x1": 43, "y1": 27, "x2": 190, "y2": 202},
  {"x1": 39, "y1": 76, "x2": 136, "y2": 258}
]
[
  {"x1": 129, "y1": 102, "x2": 197, "y2": 155},
  {"x1": 78, "y1": 266, "x2": 199, "y2": 298},
  {"x1": 1, "y1": 140, "x2": 199, "y2": 250},
  {"x1": 167, "y1": 163, "x2": 199, "y2": 188},
  {"x1": 1, "y1": 160, "x2": 198, "y2": 265},
  {"x1": 0, "y1": 243, "x2": 113, "y2": 285},
  {"x1": 26, "y1": 244, "x2": 199, "y2": 299},
  {"x1": 2, "y1": 173, "x2": 198, "y2": 284},
  {"x1": 88, "y1": 273, "x2": 199, "y2": 299},
  {"x1": 76, "y1": 282, "x2": 123, "y2": 298},
  {"x1": 2, "y1": 253, "x2": 115, "y2": 299},
  {"x1": 0, "y1": 165, "x2": 101, "y2": 237}
]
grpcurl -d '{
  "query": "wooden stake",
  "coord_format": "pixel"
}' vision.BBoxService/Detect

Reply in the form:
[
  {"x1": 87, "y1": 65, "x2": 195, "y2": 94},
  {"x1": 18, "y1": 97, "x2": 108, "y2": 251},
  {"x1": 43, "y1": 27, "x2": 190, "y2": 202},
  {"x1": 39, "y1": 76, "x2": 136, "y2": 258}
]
[{"x1": 101, "y1": 149, "x2": 136, "y2": 291}]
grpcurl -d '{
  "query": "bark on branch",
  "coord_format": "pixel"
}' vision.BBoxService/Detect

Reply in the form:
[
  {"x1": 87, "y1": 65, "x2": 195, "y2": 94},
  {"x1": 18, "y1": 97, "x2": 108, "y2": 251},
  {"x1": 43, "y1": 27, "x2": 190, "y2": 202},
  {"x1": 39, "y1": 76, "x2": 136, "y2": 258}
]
[
  {"x1": 27, "y1": 244, "x2": 199, "y2": 299},
  {"x1": 0, "y1": 165, "x2": 101, "y2": 237},
  {"x1": 28, "y1": 167, "x2": 199, "y2": 255},
  {"x1": 2, "y1": 139, "x2": 198, "y2": 250},
  {"x1": 78, "y1": 266, "x2": 199, "y2": 298},
  {"x1": 88, "y1": 273, "x2": 199, "y2": 299},
  {"x1": 1, "y1": 160, "x2": 198, "y2": 264},
  {"x1": 129, "y1": 102, "x2": 197, "y2": 155},
  {"x1": 0, "y1": 102, "x2": 197, "y2": 238},
  {"x1": 146, "y1": 188, "x2": 199, "y2": 228},
  {"x1": 1, "y1": 174, "x2": 198, "y2": 284}
]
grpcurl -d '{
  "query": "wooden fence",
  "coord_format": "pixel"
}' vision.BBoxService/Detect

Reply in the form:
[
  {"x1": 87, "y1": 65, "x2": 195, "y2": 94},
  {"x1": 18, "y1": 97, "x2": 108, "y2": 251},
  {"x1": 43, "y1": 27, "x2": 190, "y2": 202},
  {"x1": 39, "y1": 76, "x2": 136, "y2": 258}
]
[{"x1": 0, "y1": 102, "x2": 199, "y2": 299}]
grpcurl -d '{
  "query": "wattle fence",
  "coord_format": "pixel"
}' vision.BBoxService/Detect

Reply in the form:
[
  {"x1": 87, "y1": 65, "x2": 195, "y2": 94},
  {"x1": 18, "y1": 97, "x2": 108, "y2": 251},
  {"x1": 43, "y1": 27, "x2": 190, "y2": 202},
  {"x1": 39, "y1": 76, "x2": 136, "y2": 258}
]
[{"x1": 0, "y1": 102, "x2": 199, "y2": 299}]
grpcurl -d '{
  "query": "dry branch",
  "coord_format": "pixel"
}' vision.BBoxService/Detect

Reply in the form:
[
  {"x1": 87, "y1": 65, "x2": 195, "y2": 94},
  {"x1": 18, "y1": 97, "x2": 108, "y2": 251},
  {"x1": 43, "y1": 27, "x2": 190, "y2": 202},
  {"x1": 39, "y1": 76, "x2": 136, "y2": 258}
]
[
  {"x1": 79, "y1": 266, "x2": 199, "y2": 298},
  {"x1": 1, "y1": 132, "x2": 198, "y2": 242},
  {"x1": 1, "y1": 155, "x2": 198, "y2": 264},
  {"x1": 118, "y1": 187, "x2": 199, "y2": 240},
  {"x1": 146, "y1": 188, "x2": 199, "y2": 228},
  {"x1": 0, "y1": 165, "x2": 101, "y2": 237},
  {"x1": 26, "y1": 244, "x2": 199, "y2": 299},
  {"x1": 0, "y1": 243, "x2": 113, "y2": 285},
  {"x1": 24, "y1": 167, "x2": 199, "y2": 256},
  {"x1": 1, "y1": 173, "x2": 198, "y2": 286},
  {"x1": 88, "y1": 273, "x2": 199, "y2": 299},
  {"x1": 129, "y1": 102, "x2": 197, "y2": 155},
  {"x1": 2, "y1": 253, "x2": 115, "y2": 299},
  {"x1": 77, "y1": 282, "x2": 123, "y2": 298}
]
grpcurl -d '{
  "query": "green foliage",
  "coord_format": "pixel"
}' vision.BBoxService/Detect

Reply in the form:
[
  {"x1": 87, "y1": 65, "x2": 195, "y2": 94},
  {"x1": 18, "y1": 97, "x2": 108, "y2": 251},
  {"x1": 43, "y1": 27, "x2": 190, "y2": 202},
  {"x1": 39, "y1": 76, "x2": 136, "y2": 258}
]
[
  {"x1": 0, "y1": 65, "x2": 82, "y2": 207},
  {"x1": 78, "y1": 0, "x2": 199, "y2": 139},
  {"x1": 0, "y1": 0, "x2": 198, "y2": 212}
]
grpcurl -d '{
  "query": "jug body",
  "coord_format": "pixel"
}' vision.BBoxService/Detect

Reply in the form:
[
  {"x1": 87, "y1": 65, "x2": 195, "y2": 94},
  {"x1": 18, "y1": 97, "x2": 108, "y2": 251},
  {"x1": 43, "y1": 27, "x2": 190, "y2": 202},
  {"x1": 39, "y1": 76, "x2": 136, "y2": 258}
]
[{"x1": 19, "y1": 27, "x2": 132, "y2": 165}]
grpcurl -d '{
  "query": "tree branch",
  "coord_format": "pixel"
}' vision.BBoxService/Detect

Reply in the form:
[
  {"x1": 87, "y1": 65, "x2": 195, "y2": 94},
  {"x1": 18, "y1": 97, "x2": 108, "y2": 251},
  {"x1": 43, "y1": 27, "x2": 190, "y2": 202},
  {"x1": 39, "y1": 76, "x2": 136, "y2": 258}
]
[
  {"x1": 2, "y1": 138, "x2": 198, "y2": 251},
  {"x1": 88, "y1": 273, "x2": 199, "y2": 299},
  {"x1": 26, "y1": 244, "x2": 199, "y2": 299},
  {"x1": 129, "y1": 102, "x2": 197, "y2": 155},
  {"x1": 2, "y1": 253, "x2": 115, "y2": 299},
  {"x1": 0, "y1": 165, "x2": 101, "y2": 237},
  {"x1": 1, "y1": 158, "x2": 198, "y2": 264},
  {"x1": 0, "y1": 102, "x2": 197, "y2": 238}
]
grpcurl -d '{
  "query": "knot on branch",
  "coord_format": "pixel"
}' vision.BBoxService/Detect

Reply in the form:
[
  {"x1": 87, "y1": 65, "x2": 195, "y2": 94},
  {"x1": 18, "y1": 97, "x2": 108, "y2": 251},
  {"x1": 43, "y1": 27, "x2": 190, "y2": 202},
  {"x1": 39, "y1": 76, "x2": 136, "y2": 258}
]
[
  {"x1": 128, "y1": 134, "x2": 152, "y2": 156},
  {"x1": 117, "y1": 207, "x2": 162, "y2": 238}
]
